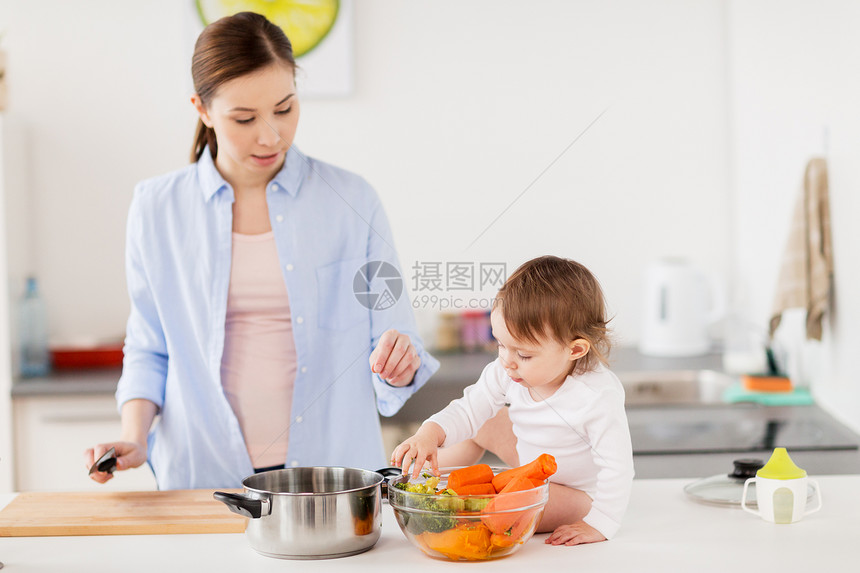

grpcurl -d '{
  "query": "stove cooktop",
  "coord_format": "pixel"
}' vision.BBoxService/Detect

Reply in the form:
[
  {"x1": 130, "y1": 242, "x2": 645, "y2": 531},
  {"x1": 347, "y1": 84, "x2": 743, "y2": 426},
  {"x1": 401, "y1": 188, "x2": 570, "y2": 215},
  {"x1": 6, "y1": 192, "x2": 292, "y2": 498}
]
[{"x1": 627, "y1": 403, "x2": 860, "y2": 455}]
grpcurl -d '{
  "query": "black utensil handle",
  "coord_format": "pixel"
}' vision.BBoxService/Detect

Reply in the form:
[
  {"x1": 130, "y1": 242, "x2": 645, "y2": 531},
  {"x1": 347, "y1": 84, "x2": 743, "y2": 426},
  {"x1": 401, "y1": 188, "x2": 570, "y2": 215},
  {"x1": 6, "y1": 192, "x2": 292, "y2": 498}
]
[
  {"x1": 97, "y1": 457, "x2": 117, "y2": 474},
  {"x1": 213, "y1": 491, "x2": 264, "y2": 519},
  {"x1": 88, "y1": 447, "x2": 117, "y2": 475},
  {"x1": 765, "y1": 346, "x2": 781, "y2": 376}
]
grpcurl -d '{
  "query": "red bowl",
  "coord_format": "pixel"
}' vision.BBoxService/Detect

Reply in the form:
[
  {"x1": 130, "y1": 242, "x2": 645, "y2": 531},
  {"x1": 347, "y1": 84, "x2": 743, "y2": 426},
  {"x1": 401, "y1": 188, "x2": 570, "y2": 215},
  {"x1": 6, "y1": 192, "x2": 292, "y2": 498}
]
[{"x1": 50, "y1": 345, "x2": 124, "y2": 369}]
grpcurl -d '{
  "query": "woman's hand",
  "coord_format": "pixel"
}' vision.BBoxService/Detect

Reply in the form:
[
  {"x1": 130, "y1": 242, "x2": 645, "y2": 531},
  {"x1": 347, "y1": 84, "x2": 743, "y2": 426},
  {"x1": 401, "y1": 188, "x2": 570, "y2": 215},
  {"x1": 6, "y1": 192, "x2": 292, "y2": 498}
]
[
  {"x1": 390, "y1": 422, "x2": 446, "y2": 479},
  {"x1": 545, "y1": 520, "x2": 606, "y2": 546},
  {"x1": 369, "y1": 329, "x2": 421, "y2": 387},
  {"x1": 85, "y1": 399, "x2": 157, "y2": 483},
  {"x1": 84, "y1": 441, "x2": 147, "y2": 484}
]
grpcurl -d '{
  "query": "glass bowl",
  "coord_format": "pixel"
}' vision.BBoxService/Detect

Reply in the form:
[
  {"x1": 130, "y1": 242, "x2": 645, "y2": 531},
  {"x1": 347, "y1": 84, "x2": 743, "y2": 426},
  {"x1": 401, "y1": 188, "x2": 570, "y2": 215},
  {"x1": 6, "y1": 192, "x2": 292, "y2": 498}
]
[{"x1": 387, "y1": 468, "x2": 549, "y2": 561}]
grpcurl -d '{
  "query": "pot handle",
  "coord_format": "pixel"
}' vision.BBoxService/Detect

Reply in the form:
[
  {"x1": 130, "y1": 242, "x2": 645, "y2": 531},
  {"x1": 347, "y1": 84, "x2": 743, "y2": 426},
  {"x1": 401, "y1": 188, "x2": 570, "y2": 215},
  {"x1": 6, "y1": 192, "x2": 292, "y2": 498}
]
[
  {"x1": 375, "y1": 467, "x2": 402, "y2": 497},
  {"x1": 213, "y1": 491, "x2": 270, "y2": 519}
]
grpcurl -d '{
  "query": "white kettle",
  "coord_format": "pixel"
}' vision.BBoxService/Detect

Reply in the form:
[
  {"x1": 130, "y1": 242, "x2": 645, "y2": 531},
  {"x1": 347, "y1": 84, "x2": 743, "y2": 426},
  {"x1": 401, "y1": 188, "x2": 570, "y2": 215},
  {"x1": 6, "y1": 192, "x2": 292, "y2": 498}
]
[{"x1": 639, "y1": 259, "x2": 724, "y2": 357}]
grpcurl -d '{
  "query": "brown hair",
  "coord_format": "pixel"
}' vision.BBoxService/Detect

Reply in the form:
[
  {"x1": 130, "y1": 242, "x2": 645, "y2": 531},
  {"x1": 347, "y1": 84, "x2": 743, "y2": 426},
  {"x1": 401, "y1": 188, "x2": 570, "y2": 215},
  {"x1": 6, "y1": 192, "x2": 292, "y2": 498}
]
[
  {"x1": 493, "y1": 255, "x2": 611, "y2": 376},
  {"x1": 190, "y1": 11, "x2": 297, "y2": 162}
]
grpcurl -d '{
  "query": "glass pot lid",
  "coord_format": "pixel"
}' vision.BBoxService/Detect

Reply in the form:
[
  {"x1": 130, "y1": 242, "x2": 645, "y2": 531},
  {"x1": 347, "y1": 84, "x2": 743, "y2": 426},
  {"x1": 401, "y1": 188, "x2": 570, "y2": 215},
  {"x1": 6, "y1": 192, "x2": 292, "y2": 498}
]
[
  {"x1": 684, "y1": 459, "x2": 817, "y2": 507},
  {"x1": 684, "y1": 459, "x2": 763, "y2": 507}
]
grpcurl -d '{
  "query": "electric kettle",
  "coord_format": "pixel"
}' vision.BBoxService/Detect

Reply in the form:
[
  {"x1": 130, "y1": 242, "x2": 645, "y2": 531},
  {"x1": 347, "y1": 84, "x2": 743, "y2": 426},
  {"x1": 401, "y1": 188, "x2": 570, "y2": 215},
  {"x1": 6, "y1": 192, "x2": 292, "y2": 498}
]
[{"x1": 639, "y1": 259, "x2": 724, "y2": 357}]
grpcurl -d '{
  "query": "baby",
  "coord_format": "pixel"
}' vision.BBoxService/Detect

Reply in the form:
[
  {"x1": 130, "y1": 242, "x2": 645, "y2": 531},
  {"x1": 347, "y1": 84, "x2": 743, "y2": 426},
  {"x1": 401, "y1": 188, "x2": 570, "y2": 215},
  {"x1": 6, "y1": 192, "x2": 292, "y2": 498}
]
[{"x1": 391, "y1": 255, "x2": 634, "y2": 545}]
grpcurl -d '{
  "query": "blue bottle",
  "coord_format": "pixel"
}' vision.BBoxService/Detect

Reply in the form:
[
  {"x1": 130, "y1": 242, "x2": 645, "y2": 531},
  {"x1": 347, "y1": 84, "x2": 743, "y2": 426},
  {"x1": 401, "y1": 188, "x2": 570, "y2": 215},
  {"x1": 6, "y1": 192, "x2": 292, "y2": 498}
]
[{"x1": 19, "y1": 276, "x2": 50, "y2": 377}]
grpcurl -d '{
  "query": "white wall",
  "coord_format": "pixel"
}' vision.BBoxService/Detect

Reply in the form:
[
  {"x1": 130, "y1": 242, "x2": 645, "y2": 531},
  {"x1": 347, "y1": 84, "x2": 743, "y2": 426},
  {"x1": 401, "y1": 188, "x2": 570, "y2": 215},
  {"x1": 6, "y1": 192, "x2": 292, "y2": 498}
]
[
  {"x1": 0, "y1": 0, "x2": 195, "y2": 351},
  {"x1": 727, "y1": 0, "x2": 860, "y2": 432},
  {"x1": 0, "y1": 0, "x2": 732, "y2": 351},
  {"x1": 0, "y1": 116, "x2": 14, "y2": 491},
  {"x1": 2, "y1": 0, "x2": 856, "y2": 443}
]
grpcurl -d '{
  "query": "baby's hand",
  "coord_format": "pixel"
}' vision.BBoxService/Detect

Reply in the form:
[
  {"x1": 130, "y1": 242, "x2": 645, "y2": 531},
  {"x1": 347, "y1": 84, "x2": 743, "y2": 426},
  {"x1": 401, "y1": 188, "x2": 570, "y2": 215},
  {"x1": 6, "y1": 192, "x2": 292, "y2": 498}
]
[
  {"x1": 545, "y1": 520, "x2": 606, "y2": 546},
  {"x1": 390, "y1": 422, "x2": 446, "y2": 479}
]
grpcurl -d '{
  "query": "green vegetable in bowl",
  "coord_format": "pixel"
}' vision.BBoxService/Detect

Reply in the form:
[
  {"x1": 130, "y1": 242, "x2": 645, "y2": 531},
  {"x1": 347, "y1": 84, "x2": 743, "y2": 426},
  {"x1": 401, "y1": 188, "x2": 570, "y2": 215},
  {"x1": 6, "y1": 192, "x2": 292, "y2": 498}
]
[
  {"x1": 393, "y1": 493, "x2": 456, "y2": 533},
  {"x1": 391, "y1": 475, "x2": 495, "y2": 535},
  {"x1": 392, "y1": 478, "x2": 459, "y2": 534},
  {"x1": 393, "y1": 475, "x2": 441, "y2": 494},
  {"x1": 463, "y1": 496, "x2": 492, "y2": 512}
]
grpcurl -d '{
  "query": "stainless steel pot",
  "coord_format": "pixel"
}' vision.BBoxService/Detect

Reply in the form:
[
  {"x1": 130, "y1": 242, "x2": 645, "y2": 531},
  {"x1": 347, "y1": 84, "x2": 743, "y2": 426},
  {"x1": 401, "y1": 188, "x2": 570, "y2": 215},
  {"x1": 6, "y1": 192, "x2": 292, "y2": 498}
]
[{"x1": 214, "y1": 466, "x2": 385, "y2": 560}]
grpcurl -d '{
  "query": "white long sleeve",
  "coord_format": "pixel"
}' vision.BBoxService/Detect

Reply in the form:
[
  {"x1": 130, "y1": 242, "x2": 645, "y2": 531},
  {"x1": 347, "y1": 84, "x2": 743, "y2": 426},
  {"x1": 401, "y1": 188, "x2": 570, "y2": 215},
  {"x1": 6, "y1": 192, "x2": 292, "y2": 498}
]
[
  {"x1": 426, "y1": 361, "x2": 508, "y2": 446},
  {"x1": 427, "y1": 358, "x2": 634, "y2": 539}
]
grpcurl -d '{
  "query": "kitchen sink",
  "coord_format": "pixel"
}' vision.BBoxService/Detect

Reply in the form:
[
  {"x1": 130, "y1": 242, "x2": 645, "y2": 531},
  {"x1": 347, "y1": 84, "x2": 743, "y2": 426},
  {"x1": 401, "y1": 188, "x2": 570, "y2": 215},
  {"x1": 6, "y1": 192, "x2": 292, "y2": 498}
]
[{"x1": 618, "y1": 369, "x2": 734, "y2": 406}]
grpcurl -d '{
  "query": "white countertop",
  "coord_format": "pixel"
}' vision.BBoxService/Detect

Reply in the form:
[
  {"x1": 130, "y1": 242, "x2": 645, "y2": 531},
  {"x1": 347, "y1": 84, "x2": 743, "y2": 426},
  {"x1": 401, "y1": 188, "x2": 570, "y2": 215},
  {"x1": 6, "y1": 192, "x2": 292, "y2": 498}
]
[{"x1": 2, "y1": 476, "x2": 858, "y2": 571}]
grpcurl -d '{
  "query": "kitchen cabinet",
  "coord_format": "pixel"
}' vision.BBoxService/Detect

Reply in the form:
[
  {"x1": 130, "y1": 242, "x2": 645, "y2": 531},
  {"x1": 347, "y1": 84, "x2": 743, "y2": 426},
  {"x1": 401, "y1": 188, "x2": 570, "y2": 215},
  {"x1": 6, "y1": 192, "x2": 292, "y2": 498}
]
[
  {"x1": 10, "y1": 386, "x2": 415, "y2": 490},
  {"x1": 12, "y1": 393, "x2": 156, "y2": 491}
]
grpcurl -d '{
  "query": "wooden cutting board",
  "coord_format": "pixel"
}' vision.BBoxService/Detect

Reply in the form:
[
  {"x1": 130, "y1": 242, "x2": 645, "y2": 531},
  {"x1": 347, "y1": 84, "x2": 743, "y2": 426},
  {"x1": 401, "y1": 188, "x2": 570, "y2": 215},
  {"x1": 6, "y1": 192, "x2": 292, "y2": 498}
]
[{"x1": 0, "y1": 489, "x2": 248, "y2": 537}]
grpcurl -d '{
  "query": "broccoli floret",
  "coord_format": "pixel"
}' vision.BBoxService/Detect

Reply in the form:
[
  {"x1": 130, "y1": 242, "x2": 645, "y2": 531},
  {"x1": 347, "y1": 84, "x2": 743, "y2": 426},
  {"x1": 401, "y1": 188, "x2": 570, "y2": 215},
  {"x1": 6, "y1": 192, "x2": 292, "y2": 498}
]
[
  {"x1": 393, "y1": 478, "x2": 459, "y2": 534},
  {"x1": 392, "y1": 475, "x2": 497, "y2": 534},
  {"x1": 401, "y1": 496, "x2": 458, "y2": 534},
  {"x1": 463, "y1": 496, "x2": 491, "y2": 512},
  {"x1": 393, "y1": 476, "x2": 441, "y2": 494}
]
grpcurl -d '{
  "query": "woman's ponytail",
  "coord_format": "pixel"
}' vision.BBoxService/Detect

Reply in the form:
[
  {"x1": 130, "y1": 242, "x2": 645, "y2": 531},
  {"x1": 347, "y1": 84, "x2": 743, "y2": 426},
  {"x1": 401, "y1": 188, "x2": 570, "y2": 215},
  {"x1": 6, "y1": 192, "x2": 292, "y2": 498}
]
[{"x1": 191, "y1": 119, "x2": 218, "y2": 163}]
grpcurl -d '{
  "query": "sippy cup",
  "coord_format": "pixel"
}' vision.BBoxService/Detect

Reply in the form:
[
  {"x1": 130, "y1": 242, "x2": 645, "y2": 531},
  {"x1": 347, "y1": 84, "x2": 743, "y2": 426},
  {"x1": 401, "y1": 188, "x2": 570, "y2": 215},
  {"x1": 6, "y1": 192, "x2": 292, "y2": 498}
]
[{"x1": 741, "y1": 447, "x2": 822, "y2": 524}]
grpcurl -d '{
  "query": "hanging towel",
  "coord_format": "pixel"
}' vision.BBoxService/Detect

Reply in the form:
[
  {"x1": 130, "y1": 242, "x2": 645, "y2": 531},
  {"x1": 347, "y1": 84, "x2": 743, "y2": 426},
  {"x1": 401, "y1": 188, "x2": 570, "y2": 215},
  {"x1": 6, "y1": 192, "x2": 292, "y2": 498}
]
[{"x1": 769, "y1": 157, "x2": 834, "y2": 340}]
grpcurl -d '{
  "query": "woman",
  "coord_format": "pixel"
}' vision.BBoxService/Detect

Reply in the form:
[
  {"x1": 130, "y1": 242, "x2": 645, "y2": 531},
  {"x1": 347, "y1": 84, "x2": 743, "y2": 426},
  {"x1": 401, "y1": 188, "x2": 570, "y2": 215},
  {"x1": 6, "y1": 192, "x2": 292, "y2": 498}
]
[{"x1": 85, "y1": 12, "x2": 438, "y2": 489}]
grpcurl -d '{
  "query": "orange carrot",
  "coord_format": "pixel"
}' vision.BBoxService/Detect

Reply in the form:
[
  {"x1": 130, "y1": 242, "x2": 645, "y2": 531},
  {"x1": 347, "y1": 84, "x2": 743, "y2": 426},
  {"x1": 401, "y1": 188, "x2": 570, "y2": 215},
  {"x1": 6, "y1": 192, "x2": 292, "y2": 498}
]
[
  {"x1": 488, "y1": 507, "x2": 542, "y2": 550},
  {"x1": 451, "y1": 483, "x2": 496, "y2": 496},
  {"x1": 489, "y1": 532, "x2": 518, "y2": 549},
  {"x1": 420, "y1": 522, "x2": 492, "y2": 561},
  {"x1": 529, "y1": 478, "x2": 546, "y2": 488},
  {"x1": 491, "y1": 454, "x2": 557, "y2": 492},
  {"x1": 447, "y1": 464, "x2": 495, "y2": 492},
  {"x1": 506, "y1": 506, "x2": 542, "y2": 543},
  {"x1": 481, "y1": 476, "x2": 536, "y2": 535}
]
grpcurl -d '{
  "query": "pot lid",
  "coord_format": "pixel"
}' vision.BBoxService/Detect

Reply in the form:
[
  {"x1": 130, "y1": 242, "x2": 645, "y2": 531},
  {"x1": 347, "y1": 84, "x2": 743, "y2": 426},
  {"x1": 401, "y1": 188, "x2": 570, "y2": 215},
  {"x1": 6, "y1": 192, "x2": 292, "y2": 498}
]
[
  {"x1": 683, "y1": 459, "x2": 764, "y2": 507},
  {"x1": 684, "y1": 458, "x2": 817, "y2": 507}
]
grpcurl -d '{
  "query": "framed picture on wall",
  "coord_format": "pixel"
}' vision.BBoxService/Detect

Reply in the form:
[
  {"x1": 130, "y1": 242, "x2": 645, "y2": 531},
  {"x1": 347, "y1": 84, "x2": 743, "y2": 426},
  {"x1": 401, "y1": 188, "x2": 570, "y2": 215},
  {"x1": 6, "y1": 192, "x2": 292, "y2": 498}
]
[{"x1": 187, "y1": 0, "x2": 354, "y2": 97}]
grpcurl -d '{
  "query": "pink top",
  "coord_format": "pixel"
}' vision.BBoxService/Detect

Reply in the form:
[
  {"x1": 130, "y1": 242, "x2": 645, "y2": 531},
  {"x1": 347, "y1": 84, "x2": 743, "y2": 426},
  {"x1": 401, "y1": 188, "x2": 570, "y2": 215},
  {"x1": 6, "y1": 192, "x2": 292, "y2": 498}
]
[{"x1": 220, "y1": 231, "x2": 297, "y2": 469}]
